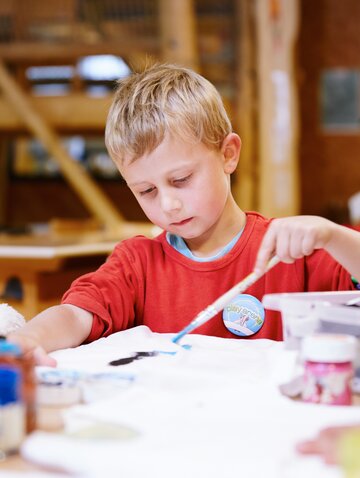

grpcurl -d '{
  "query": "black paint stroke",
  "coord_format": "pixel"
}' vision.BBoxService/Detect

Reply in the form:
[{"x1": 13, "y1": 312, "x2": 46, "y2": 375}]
[{"x1": 109, "y1": 351, "x2": 158, "y2": 366}]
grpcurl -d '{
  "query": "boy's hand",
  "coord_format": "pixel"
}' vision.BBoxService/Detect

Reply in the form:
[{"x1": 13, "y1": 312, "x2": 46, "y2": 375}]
[
  {"x1": 296, "y1": 425, "x2": 360, "y2": 464},
  {"x1": 7, "y1": 332, "x2": 57, "y2": 367},
  {"x1": 254, "y1": 216, "x2": 334, "y2": 275}
]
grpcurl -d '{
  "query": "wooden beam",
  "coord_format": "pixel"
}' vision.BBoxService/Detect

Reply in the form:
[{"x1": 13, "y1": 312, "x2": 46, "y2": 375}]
[
  {"x1": 256, "y1": 0, "x2": 300, "y2": 217},
  {"x1": 0, "y1": 40, "x2": 158, "y2": 64},
  {"x1": 0, "y1": 94, "x2": 112, "y2": 133},
  {"x1": 233, "y1": 0, "x2": 258, "y2": 212},
  {"x1": 0, "y1": 139, "x2": 8, "y2": 224},
  {"x1": 159, "y1": 0, "x2": 200, "y2": 71},
  {"x1": 0, "y1": 60, "x2": 124, "y2": 231}
]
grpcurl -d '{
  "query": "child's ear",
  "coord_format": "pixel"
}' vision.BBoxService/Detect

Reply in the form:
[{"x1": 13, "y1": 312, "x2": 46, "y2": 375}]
[{"x1": 221, "y1": 133, "x2": 241, "y2": 174}]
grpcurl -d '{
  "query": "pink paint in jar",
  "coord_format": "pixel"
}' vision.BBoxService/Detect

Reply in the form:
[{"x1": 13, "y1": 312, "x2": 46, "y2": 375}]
[{"x1": 301, "y1": 334, "x2": 357, "y2": 406}]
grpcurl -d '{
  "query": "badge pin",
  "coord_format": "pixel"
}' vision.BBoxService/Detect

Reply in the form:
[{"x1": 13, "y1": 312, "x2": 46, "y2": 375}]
[{"x1": 222, "y1": 294, "x2": 265, "y2": 336}]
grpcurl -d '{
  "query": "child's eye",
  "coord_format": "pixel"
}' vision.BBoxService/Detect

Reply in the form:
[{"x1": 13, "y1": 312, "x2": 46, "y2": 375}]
[
  {"x1": 174, "y1": 175, "x2": 191, "y2": 185},
  {"x1": 139, "y1": 187, "x2": 156, "y2": 196}
]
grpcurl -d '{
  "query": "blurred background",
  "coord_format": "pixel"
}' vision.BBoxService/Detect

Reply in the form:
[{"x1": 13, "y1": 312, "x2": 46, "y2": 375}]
[{"x1": 0, "y1": 0, "x2": 359, "y2": 233}]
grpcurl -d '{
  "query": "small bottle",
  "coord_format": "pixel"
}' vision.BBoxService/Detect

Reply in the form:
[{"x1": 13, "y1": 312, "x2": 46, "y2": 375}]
[
  {"x1": 301, "y1": 333, "x2": 357, "y2": 406},
  {"x1": 0, "y1": 367, "x2": 26, "y2": 457},
  {"x1": 0, "y1": 341, "x2": 37, "y2": 432}
]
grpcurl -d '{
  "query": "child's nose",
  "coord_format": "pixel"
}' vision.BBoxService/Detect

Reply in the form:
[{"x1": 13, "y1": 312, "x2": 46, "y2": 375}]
[{"x1": 160, "y1": 192, "x2": 182, "y2": 213}]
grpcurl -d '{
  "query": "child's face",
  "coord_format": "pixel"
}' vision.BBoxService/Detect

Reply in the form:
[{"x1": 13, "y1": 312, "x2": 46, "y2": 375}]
[{"x1": 119, "y1": 133, "x2": 240, "y2": 241}]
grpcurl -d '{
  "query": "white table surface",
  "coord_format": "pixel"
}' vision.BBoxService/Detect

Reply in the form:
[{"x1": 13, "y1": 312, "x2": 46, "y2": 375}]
[{"x1": 7, "y1": 326, "x2": 360, "y2": 478}]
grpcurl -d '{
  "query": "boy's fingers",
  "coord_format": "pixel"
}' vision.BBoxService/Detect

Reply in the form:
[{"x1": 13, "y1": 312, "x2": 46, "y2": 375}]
[
  {"x1": 254, "y1": 247, "x2": 274, "y2": 275},
  {"x1": 296, "y1": 438, "x2": 338, "y2": 464},
  {"x1": 302, "y1": 233, "x2": 316, "y2": 256},
  {"x1": 296, "y1": 439, "x2": 322, "y2": 455},
  {"x1": 8, "y1": 335, "x2": 57, "y2": 367},
  {"x1": 254, "y1": 231, "x2": 276, "y2": 275},
  {"x1": 33, "y1": 346, "x2": 57, "y2": 367},
  {"x1": 296, "y1": 427, "x2": 355, "y2": 465}
]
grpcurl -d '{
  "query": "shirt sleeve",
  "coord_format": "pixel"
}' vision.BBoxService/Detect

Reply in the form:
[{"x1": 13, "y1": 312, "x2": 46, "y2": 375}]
[
  {"x1": 61, "y1": 241, "x2": 143, "y2": 343},
  {"x1": 305, "y1": 249, "x2": 356, "y2": 292}
]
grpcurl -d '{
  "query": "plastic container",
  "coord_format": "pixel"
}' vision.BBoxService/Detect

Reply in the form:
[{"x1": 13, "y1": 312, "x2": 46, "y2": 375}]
[
  {"x1": 301, "y1": 333, "x2": 357, "y2": 405},
  {"x1": 0, "y1": 367, "x2": 26, "y2": 457},
  {"x1": 0, "y1": 341, "x2": 36, "y2": 432},
  {"x1": 262, "y1": 291, "x2": 360, "y2": 350}
]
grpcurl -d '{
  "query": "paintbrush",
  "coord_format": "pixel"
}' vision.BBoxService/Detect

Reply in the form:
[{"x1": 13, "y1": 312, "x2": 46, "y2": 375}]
[{"x1": 172, "y1": 255, "x2": 280, "y2": 343}]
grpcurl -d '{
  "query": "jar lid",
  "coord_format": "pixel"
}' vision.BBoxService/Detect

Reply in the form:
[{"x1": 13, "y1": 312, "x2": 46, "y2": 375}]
[
  {"x1": 301, "y1": 333, "x2": 357, "y2": 363},
  {"x1": 0, "y1": 341, "x2": 21, "y2": 356}
]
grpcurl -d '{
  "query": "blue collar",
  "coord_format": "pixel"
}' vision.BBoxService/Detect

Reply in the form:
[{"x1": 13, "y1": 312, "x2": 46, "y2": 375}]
[{"x1": 166, "y1": 229, "x2": 243, "y2": 262}]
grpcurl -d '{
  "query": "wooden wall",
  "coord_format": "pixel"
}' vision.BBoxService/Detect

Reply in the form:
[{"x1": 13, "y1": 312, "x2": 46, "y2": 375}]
[
  {"x1": 7, "y1": 179, "x2": 147, "y2": 225},
  {"x1": 298, "y1": 0, "x2": 360, "y2": 222}
]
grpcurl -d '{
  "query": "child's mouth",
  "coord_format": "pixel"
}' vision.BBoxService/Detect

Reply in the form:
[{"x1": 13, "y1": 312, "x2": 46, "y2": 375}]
[{"x1": 171, "y1": 217, "x2": 193, "y2": 226}]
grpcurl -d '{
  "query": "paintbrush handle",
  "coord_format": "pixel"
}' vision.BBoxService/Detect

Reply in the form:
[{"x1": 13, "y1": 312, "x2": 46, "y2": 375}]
[{"x1": 172, "y1": 255, "x2": 280, "y2": 343}]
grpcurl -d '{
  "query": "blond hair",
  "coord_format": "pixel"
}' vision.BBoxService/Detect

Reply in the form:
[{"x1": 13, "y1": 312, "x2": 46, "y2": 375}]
[{"x1": 105, "y1": 63, "x2": 232, "y2": 164}]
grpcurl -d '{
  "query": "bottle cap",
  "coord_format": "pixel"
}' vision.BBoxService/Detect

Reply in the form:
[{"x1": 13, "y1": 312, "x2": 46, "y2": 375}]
[
  {"x1": 302, "y1": 333, "x2": 357, "y2": 363},
  {"x1": 0, "y1": 367, "x2": 21, "y2": 405},
  {"x1": 0, "y1": 341, "x2": 21, "y2": 356}
]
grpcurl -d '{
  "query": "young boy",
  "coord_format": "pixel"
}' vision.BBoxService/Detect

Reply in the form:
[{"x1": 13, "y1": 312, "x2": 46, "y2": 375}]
[{"x1": 8, "y1": 64, "x2": 360, "y2": 366}]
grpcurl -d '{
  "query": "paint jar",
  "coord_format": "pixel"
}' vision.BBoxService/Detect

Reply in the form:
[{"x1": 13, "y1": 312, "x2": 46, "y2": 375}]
[
  {"x1": 0, "y1": 367, "x2": 26, "y2": 457},
  {"x1": 0, "y1": 341, "x2": 37, "y2": 432},
  {"x1": 301, "y1": 334, "x2": 357, "y2": 406}
]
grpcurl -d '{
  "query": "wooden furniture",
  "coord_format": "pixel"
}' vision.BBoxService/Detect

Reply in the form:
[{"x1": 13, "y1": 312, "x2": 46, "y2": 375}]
[
  {"x1": 0, "y1": 231, "x2": 119, "y2": 319},
  {"x1": 0, "y1": 60, "x2": 124, "y2": 232},
  {"x1": 0, "y1": 0, "x2": 246, "y2": 230}
]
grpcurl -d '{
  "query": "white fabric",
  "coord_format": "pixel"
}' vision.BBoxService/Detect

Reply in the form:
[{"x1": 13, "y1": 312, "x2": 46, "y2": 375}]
[
  {"x1": 19, "y1": 326, "x2": 360, "y2": 477},
  {"x1": 0, "y1": 303, "x2": 25, "y2": 335}
]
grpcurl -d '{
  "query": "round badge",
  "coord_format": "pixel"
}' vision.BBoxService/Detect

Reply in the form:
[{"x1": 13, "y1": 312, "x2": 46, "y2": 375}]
[{"x1": 222, "y1": 294, "x2": 265, "y2": 336}]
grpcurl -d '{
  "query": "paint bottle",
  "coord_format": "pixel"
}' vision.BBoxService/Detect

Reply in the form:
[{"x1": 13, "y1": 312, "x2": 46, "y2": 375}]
[
  {"x1": 301, "y1": 334, "x2": 357, "y2": 406},
  {"x1": 0, "y1": 341, "x2": 37, "y2": 432},
  {"x1": 0, "y1": 367, "x2": 26, "y2": 457}
]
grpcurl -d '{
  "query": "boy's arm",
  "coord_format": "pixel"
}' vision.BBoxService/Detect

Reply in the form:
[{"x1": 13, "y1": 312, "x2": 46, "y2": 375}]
[
  {"x1": 7, "y1": 304, "x2": 93, "y2": 366},
  {"x1": 254, "y1": 216, "x2": 360, "y2": 280},
  {"x1": 324, "y1": 222, "x2": 360, "y2": 280}
]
